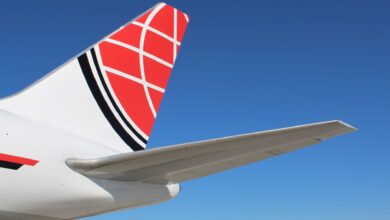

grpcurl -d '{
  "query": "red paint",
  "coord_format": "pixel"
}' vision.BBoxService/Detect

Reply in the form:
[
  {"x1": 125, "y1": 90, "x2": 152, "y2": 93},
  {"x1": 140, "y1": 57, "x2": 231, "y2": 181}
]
[
  {"x1": 107, "y1": 72, "x2": 155, "y2": 135},
  {"x1": 144, "y1": 56, "x2": 171, "y2": 88},
  {"x1": 144, "y1": 30, "x2": 174, "y2": 63},
  {"x1": 111, "y1": 23, "x2": 142, "y2": 48},
  {"x1": 150, "y1": 4, "x2": 174, "y2": 36},
  {"x1": 100, "y1": 42, "x2": 141, "y2": 78},
  {"x1": 0, "y1": 153, "x2": 39, "y2": 166},
  {"x1": 98, "y1": 3, "x2": 189, "y2": 137}
]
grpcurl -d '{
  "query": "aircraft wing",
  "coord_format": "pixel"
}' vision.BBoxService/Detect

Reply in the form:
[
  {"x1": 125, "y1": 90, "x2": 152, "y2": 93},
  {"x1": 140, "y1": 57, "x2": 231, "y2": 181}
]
[{"x1": 66, "y1": 120, "x2": 356, "y2": 184}]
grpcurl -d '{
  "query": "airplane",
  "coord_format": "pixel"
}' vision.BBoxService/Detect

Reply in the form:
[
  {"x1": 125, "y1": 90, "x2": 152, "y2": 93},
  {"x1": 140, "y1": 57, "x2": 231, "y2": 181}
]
[{"x1": 0, "y1": 2, "x2": 356, "y2": 220}]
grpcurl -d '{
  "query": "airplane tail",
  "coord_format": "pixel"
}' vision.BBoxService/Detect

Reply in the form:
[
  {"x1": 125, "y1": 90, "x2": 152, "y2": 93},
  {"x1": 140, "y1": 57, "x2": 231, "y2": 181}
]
[{"x1": 0, "y1": 3, "x2": 189, "y2": 152}]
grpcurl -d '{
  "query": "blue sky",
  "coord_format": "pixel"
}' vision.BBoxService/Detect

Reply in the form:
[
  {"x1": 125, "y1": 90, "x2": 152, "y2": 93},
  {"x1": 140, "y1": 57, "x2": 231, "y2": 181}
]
[{"x1": 0, "y1": 0, "x2": 389, "y2": 219}]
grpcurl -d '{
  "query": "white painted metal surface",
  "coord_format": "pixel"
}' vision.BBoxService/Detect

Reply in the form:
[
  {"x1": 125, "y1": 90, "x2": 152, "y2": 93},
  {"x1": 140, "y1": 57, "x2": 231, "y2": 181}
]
[{"x1": 0, "y1": 2, "x2": 356, "y2": 219}]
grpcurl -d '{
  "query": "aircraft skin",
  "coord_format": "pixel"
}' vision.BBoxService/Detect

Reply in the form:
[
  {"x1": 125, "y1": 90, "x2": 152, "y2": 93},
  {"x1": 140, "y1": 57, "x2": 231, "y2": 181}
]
[{"x1": 0, "y1": 3, "x2": 356, "y2": 220}]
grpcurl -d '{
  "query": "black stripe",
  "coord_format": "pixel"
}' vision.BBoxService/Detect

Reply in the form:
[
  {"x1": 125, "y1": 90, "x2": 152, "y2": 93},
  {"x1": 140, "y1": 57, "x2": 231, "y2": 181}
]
[
  {"x1": 0, "y1": 160, "x2": 23, "y2": 170},
  {"x1": 90, "y1": 48, "x2": 147, "y2": 144},
  {"x1": 78, "y1": 53, "x2": 145, "y2": 151}
]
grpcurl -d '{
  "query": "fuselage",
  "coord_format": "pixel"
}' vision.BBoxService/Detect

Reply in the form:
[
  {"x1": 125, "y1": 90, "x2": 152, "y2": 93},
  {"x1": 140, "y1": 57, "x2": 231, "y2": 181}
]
[{"x1": 0, "y1": 110, "x2": 179, "y2": 219}]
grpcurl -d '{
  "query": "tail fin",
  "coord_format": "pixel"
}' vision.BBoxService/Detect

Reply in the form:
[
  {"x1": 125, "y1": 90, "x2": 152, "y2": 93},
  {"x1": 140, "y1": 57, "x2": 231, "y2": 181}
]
[{"x1": 0, "y1": 3, "x2": 189, "y2": 152}]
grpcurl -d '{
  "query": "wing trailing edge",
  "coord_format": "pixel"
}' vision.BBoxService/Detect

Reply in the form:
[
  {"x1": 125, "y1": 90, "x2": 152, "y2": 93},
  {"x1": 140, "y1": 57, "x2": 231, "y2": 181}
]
[{"x1": 66, "y1": 120, "x2": 356, "y2": 184}]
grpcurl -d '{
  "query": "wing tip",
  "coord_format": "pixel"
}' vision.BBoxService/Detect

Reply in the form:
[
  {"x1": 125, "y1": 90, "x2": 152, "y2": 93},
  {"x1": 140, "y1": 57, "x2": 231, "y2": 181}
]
[
  {"x1": 314, "y1": 120, "x2": 357, "y2": 141},
  {"x1": 331, "y1": 120, "x2": 358, "y2": 133}
]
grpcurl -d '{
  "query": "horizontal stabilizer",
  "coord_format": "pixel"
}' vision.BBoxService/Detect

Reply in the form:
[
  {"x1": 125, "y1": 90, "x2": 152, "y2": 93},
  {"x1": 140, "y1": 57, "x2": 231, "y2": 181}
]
[{"x1": 66, "y1": 121, "x2": 356, "y2": 184}]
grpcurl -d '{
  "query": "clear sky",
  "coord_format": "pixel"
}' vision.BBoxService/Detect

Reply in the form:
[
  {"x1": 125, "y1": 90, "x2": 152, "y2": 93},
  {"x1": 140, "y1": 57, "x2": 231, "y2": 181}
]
[{"x1": 0, "y1": 0, "x2": 389, "y2": 219}]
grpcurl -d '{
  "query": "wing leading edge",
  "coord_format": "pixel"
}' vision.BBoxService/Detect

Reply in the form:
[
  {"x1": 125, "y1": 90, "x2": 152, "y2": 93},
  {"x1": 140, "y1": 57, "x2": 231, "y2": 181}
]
[{"x1": 66, "y1": 120, "x2": 356, "y2": 184}]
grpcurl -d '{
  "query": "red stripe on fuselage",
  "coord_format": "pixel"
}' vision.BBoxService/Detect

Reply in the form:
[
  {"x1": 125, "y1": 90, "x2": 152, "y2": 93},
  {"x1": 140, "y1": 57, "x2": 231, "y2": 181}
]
[{"x1": 0, "y1": 153, "x2": 39, "y2": 166}]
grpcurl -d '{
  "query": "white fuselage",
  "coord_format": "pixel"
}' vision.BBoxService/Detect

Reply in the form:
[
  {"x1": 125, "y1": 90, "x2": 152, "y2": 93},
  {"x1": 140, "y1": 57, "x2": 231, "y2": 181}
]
[{"x1": 0, "y1": 110, "x2": 179, "y2": 219}]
